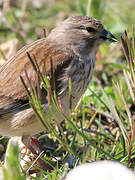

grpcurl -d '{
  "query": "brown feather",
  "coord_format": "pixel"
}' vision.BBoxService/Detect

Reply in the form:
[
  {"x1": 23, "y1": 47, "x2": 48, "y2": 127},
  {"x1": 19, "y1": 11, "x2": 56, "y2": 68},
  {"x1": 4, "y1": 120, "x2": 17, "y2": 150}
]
[{"x1": 0, "y1": 38, "x2": 72, "y2": 112}]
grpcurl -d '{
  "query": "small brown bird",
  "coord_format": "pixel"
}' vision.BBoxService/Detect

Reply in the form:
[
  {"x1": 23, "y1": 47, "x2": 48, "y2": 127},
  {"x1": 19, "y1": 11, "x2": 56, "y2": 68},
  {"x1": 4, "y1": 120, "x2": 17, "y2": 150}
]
[{"x1": 0, "y1": 16, "x2": 116, "y2": 147}]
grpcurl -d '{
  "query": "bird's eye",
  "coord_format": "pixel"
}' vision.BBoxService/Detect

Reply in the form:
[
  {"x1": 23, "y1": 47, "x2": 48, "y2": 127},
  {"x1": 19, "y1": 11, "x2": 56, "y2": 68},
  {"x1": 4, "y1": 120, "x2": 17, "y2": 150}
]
[{"x1": 86, "y1": 27, "x2": 96, "y2": 33}]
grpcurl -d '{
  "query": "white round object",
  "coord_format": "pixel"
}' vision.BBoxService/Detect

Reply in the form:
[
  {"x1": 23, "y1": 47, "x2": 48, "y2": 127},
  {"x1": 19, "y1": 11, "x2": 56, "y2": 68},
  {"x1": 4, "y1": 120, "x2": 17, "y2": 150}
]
[{"x1": 66, "y1": 161, "x2": 135, "y2": 180}]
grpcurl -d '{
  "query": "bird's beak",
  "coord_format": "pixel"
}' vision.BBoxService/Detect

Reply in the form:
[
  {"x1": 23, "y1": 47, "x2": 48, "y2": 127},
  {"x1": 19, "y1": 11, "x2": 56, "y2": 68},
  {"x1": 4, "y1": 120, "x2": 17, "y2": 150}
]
[{"x1": 100, "y1": 29, "x2": 117, "y2": 42}]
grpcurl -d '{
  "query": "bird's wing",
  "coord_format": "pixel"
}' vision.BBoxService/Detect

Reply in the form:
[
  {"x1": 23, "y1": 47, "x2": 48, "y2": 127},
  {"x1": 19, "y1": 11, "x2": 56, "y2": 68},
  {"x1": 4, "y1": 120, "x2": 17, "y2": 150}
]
[{"x1": 0, "y1": 38, "x2": 72, "y2": 114}]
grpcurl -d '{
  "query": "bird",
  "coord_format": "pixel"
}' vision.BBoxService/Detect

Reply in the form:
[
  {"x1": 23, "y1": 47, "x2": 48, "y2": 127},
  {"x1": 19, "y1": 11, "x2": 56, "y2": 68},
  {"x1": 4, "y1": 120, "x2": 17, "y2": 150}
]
[{"x1": 0, "y1": 16, "x2": 116, "y2": 158}]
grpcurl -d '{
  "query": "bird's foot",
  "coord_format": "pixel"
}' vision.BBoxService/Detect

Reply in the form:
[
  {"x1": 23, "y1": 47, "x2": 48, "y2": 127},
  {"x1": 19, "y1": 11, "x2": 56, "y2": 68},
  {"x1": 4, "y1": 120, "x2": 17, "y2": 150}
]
[{"x1": 27, "y1": 136, "x2": 53, "y2": 174}]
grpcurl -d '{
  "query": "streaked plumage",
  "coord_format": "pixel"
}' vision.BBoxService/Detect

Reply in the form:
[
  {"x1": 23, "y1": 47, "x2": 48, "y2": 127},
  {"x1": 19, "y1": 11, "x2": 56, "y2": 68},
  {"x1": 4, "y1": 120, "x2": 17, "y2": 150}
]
[{"x1": 0, "y1": 16, "x2": 116, "y2": 143}]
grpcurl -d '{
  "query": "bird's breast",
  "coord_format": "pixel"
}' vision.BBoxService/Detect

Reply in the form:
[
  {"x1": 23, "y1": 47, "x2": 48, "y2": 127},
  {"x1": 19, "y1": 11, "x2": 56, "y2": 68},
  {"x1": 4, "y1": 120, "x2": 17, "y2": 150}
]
[
  {"x1": 59, "y1": 56, "x2": 95, "y2": 112},
  {"x1": 73, "y1": 57, "x2": 95, "y2": 98}
]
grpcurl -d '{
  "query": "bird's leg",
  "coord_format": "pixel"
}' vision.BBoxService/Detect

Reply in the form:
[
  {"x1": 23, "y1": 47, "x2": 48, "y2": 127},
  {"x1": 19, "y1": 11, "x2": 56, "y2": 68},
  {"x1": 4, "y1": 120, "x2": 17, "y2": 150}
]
[
  {"x1": 28, "y1": 136, "x2": 42, "y2": 154},
  {"x1": 22, "y1": 135, "x2": 53, "y2": 173}
]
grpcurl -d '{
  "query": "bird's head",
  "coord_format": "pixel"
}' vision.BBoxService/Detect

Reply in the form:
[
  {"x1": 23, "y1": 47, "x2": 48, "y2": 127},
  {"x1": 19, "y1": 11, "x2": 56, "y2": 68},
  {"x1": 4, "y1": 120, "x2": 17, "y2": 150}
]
[{"x1": 49, "y1": 16, "x2": 117, "y2": 57}]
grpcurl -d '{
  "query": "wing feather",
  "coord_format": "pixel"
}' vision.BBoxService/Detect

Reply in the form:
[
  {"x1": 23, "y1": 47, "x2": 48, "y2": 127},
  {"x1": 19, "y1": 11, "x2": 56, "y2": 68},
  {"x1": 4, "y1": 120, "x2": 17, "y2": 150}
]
[{"x1": 0, "y1": 38, "x2": 72, "y2": 114}]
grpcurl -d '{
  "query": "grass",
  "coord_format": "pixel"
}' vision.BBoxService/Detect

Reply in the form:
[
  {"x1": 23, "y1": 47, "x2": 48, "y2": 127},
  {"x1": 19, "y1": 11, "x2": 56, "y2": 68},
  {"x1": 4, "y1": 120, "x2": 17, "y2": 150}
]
[{"x1": 0, "y1": 0, "x2": 135, "y2": 179}]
